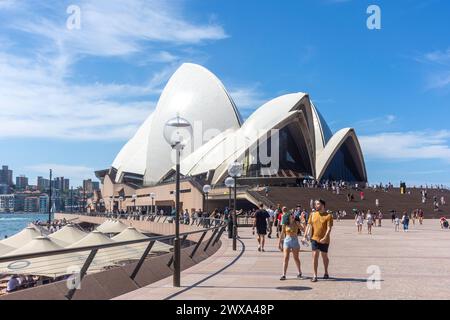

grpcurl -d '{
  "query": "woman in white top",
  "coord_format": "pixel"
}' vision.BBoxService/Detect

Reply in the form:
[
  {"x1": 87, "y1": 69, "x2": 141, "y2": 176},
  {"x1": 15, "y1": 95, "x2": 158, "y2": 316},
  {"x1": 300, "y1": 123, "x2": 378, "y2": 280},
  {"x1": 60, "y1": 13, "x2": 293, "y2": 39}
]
[
  {"x1": 394, "y1": 216, "x2": 400, "y2": 232},
  {"x1": 366, "y1": 211, "x2": 374, "y2": 235},
  {"x1": 355, "y1": 212, "x2": 364, "y2": 234}
]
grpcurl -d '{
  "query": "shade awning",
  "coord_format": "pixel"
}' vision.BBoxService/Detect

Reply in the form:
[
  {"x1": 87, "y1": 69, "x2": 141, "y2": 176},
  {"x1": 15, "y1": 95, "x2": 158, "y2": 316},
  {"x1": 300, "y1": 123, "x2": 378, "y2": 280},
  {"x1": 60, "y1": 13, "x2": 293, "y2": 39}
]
[
  {"x1": 96, "y1": 219, "x2": 128, "y2": 234},
  {"x1": 0, "y1": 227, "x2": 41, "y2": 248},
  {"x1": 48, "y1": 224, "x2": 88, "y2": 247}
]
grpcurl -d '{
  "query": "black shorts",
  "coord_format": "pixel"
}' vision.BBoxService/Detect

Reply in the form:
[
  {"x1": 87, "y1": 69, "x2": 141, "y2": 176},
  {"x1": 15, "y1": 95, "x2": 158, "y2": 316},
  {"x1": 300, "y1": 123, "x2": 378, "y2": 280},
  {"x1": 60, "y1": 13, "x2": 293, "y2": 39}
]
[
  {"x1": 311, "y1": 240, "x2": 330, "y2": 253},
  {"x1": 256, "y1": 226, "x2": 267, "y2": 235}
]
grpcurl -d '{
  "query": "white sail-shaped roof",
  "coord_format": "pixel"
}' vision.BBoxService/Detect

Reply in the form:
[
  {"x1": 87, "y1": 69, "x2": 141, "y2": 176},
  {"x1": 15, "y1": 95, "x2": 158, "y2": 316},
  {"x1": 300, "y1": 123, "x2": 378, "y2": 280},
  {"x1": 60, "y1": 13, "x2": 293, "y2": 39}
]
[
  {"x1": 316, "y1": 128, "x2": 367, "y2": 181},
  {"x1": 143, "y1": 63, "x2": 242, "y2": 185},
  {"x1": 311, "y1": 101, "x2": 333, "y2": 156},
  {"x1": 178, "y1": 93, "x2": 315, "y2": 184},
  {"x1": 106, "y1": 63, "x2": 367, "y2": 186},
  {"x1": 112, "y1": 112, "x2": 154, "y2": 181}
]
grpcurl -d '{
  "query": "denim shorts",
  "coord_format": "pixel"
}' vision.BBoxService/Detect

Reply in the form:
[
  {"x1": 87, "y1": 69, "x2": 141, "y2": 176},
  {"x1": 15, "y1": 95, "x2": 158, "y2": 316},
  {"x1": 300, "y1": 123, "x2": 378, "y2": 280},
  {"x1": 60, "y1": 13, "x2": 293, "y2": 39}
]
[{"x1": 283, "y1": 236, "x2": 300, "y2": 250}]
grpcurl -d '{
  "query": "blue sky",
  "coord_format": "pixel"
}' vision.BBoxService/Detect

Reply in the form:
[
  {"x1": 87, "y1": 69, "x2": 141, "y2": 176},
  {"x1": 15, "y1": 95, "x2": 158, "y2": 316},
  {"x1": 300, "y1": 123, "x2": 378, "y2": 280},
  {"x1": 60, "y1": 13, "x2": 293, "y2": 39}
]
[{"x1": 0, "y1": 0, "x2": 449, "y2": 187}]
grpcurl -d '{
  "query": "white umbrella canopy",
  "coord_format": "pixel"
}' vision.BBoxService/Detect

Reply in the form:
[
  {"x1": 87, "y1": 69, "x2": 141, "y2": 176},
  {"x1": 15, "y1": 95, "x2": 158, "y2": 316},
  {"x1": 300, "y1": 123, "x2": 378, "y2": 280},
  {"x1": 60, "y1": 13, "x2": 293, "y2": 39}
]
[
  {"x1": 112, "y1": 227, "x2": 172, "y2": 257},
  {"x1": 0, "y1": 243, "x2": 14, "y2": 256},
  {"x1": 96, "y1": 219, "x2": 128, "y2": 234},
  {"x1": 0, "y1": 227, "x2": 41, "y2": 248},
  {"x1": 111, "y1": 227, "x2": 148, "y2": 242},
  {"x1": 48, "y1": 224, "x2": 88, "y2": 247},
  {"x1": 68, "y1": 230, "x2": 114, "y2": 248},
  {"x1": 0, "y1": 229, "x2": 172, "y2": 278},
  {"x1": 0, "y1": 236, "x2": 88, "y2": 278},
  {"x1": 67, "y1": 231, "x2": 126, "y2": 270},
  {"x1": 3, "y1": 236, "x2": 63, "y2": 256}
]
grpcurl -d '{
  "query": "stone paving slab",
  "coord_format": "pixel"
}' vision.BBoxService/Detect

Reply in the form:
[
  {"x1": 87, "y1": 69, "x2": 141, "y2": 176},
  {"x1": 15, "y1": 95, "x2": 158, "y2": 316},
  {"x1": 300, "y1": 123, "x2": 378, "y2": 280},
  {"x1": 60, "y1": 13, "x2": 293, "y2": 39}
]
[{"x1": 114, "y1": 220, "x2": 450, "y2": 300}]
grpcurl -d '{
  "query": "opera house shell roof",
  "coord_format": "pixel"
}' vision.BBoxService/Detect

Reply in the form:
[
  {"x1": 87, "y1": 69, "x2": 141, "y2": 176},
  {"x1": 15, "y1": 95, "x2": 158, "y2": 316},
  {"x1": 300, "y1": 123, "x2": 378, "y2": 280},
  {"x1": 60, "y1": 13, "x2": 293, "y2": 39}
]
[{"x1": 105, "y1": 63, "x2": 367, "y2": 187}]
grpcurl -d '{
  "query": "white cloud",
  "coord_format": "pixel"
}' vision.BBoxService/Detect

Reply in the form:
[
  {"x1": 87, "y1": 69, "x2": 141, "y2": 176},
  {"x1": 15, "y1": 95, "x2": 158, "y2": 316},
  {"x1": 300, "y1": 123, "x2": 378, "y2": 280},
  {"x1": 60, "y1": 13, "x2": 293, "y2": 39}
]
[
  {"x1": 228, "y1": 85, "x2": 267, "y2": 120},
  {"x1": 357, "y1": 114, "x2": 396, "y2": 127},
  {"x1": 0, "y1": 0, "x2": 16, "y2": 9},
  {"x1": 230, "y1": 86, "x2": 265, "y2": 110},
  {"x1": 426, "y1": 72, "x2": 450, "y2": 89},
  {"x1": 417, "y1": 48, "x2": 450, "y2": 90},
  {"x1": 12, "y1": 0, "x2": 227, "y2": 58},
  {"x1": 0, "y1": 0, "x2": 228, "y2": 141},
  {"x1": 360, "y1": 130, "x2": 450, "y2": 162},
  {"x1": 0, "y1": 51, "x2": 174, "y2": 140},
  {"x1": 424, "y1": 49, "x2": 450, "y2": 66}
]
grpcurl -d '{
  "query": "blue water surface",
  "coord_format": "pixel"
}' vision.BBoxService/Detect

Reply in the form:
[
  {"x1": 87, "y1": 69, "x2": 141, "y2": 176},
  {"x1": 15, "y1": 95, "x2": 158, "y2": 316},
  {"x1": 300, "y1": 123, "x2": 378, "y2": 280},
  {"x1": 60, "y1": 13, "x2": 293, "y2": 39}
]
[{"x1": 0, "y1": 213, "x2": 49, "y2": 239}]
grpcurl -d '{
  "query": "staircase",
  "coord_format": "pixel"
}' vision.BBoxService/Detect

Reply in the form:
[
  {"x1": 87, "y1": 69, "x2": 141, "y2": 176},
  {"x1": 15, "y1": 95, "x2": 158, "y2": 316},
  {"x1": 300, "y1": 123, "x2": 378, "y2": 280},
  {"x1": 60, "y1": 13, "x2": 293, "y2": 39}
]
[
  {"x1": 254, "y1": 187, "x2": 450, "y2": 218},
  {"x1": 247, "y1": 190, "x2": 276, "y2": 208}
]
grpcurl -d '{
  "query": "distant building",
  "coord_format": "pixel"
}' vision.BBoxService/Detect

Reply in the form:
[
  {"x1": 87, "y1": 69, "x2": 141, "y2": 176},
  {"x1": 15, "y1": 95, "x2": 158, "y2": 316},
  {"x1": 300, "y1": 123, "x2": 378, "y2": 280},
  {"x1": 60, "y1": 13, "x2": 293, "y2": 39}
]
[
  {"x1": 16, "y1": 175, "x2": 29, "y2": 190},
  {"x1": 0, "y1": 194, "x2": 15, "y2": 212},
  {"x1": 92, "y1": 181, "x2": 100, "y2": 191},
  {"x1": 37, "y1": 176, "x2": 50, "y2": 191},
  {"x1": 27, "y1": 185, "x2": 38, "y2": 191},
  {"x1": 39, "y1": 194, "x2": 49, "y2": 214},
  {"x1": 54, "y1": 177, "x2": 70, "y2": 192},
  {"x1": 0, "y1": 184, "x2": 9, "y2": 195},
  {"x1": 14, "y1": 191, "x2": 41, "y2": 212},
  {"x1": 24, "y1": 197, "x2": 39, "y2": 212},
  {"x1": 83, "y1": 179, "x2": 99, "y2": 193},
  {"x1": 0, "y1": 166, "x2": 13, "y2": 187}
]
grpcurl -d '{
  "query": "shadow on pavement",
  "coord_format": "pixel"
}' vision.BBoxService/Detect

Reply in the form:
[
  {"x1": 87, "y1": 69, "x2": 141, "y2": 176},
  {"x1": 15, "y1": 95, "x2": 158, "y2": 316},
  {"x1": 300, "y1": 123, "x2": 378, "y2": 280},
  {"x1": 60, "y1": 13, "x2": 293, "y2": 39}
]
[{"x1": 276, "y1": 286, "x2": 313, "y2": 291}]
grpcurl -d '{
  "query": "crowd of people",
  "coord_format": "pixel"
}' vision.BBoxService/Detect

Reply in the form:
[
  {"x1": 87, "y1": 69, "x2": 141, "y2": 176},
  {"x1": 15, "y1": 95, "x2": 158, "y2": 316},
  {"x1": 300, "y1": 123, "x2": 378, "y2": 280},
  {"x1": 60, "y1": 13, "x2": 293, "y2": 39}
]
[
  {"x1": 245, "y1": 198, "x2": 450, "y2": 281},
  {"x1": 30, "y1": 218, "x2": 69, "y2": 234}
]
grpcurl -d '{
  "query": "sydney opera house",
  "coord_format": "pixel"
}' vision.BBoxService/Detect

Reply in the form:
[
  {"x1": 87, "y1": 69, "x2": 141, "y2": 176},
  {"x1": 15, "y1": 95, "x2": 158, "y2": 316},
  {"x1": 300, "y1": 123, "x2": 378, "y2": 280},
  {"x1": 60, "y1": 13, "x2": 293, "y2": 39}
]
[{"x1": 96, "y1": 63, "x2": 367, "y2": 213}]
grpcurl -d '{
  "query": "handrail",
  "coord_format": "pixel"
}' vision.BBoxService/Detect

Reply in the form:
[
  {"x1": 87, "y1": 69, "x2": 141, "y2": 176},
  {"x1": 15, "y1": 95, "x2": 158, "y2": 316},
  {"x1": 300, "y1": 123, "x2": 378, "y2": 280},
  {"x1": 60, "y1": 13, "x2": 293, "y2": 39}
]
[
  {"x1": 0, "y1": 216, "x2": 226, "y2": 263},
  {"x1": 0, "y1": 214, "x2": 228, "y2": 300}
]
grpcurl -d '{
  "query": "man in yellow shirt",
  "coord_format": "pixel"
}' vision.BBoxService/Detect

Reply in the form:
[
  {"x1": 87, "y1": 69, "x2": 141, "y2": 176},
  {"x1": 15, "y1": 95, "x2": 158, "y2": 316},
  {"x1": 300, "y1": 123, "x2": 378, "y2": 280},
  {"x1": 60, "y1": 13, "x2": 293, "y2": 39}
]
[{"x1": 303, "y1": 199, "x2": 333, "y2": 282}]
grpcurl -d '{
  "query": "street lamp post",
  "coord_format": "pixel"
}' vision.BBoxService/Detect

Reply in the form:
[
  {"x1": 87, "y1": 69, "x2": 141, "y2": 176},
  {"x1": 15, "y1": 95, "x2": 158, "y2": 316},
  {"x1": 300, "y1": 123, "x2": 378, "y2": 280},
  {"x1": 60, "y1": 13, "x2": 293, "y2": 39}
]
[
  {"x1": 225, "y1": 177, "x2": 234, "y2": 210},
  {"x1": 202, "y1": 185, "x2": 211, "y2": 216},
  {"x1": 228, "y1": 162, "x2": 243, "y2": 251},
  {"x1": 132, "y1": 194, "x2": 137, "y2": 213},
  {"x1": 118, "y1": 196, "x2": 123, "y2": 213},
  {"x1": 48, "y1": 169, "x2": 52, "y2": 223},
  {"x1": 163, "y1": 114, "x2": 192, "y2": 288},
  {"x1": 224, "y1": 177, "x2": 235, "y2": 239},
  {"x1": 149, "y1": 192, "x2": 155, "y2": 215},
  {"x1": 99, "y1": 199, "x2": 104, "y2": 213},
  {"x1": 69, "y1": 186, "x2": 72, "y2": 214},
  {"x1": 108, "y1": 196, "x2": 113, "y2": 213}
]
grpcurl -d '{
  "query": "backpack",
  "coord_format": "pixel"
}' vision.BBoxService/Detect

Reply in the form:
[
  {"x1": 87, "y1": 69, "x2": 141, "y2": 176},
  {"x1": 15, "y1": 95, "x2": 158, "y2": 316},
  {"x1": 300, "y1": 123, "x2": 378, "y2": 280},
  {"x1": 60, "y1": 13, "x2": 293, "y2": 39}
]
[{"x1": 281, "y1": 213, "x2": 290, "y2": 225}]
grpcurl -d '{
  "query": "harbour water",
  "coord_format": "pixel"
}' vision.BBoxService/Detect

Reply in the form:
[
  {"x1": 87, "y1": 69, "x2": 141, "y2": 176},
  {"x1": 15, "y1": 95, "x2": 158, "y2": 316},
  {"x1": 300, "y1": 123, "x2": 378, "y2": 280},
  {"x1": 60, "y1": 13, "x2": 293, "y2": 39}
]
[{"x1": 0, "y1": 213, "x2": 49, "y2": 239}]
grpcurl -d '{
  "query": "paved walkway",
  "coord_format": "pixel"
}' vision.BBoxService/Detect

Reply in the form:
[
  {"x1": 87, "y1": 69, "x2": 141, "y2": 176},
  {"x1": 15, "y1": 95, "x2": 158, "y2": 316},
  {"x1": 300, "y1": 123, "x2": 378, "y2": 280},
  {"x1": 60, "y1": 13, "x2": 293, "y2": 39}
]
[{"x1": 115, "y1": 220, "x2": 450, "y2": 300}]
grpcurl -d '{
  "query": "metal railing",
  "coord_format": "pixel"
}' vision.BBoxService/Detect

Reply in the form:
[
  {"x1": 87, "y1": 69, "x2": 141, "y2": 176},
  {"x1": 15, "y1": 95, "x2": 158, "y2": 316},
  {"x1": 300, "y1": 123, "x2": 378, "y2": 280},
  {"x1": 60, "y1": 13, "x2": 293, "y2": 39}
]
[{"x1": 0, "y1": 215, "x2": 227, "y2": 300}]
